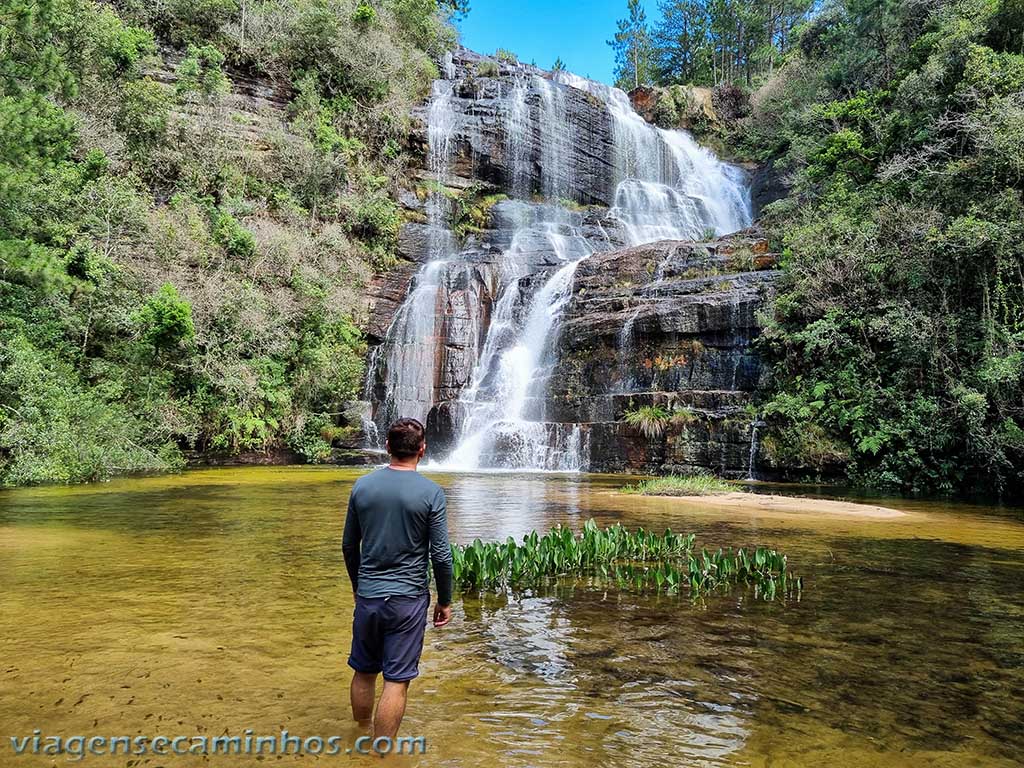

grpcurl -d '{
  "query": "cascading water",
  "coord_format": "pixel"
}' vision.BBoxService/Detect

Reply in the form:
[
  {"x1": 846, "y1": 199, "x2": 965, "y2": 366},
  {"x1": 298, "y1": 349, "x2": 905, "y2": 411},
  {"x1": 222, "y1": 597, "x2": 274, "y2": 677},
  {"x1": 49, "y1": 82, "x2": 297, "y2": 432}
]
[
  {"x1": 747, "y1": 419, "x2": 764, "y2": 480},
  {"x1": 505, "y1": 77, "x2": 531, "y2": 198},
  {"x1": 617, "y1": 305, "x2": 643, "y2": 391},
  {"x1": 433, "y1": 65, "x2": 612, "y2": 470},
  {"x1": 553, "y1": 71, "x2": 750, "y2": 243},
  {"x1": 444, "y1": 204, "x2": 594, "y2": 470},
  {"x1": 368, "y1": 56, "x2": 753, "y2": 470},
  {"x1": 536, "y1": 76, "x2": 572, "y2": 200},
  {"x1": 365, "y1": 82, "x2": 458, "y2": 436}
]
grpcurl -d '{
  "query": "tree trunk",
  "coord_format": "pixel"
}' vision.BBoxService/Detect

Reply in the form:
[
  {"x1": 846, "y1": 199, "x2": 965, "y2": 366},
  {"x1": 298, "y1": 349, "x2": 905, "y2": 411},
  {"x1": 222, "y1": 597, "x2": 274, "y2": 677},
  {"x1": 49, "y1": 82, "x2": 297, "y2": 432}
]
[{"x1": 240, "y1": 0, "x2": 247, "y2": 55}]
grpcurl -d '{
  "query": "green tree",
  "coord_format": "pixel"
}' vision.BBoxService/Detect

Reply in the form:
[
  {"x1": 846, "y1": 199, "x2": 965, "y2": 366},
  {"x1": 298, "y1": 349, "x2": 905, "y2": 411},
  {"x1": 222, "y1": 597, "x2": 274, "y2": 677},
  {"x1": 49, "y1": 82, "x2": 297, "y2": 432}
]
[
  {"x1": 0, "y1": 336, "x2": 182, "y2": 485},
  {"x1": 608, "y1": 0, "x2": 654, "y2": 89},
  {"x1": 115, "y1": 78, "x2": 171, "y2": 153},
  {"x1": 0, "y1": 0, "x2": 454, "y2": 486},
  {"x1": 653, "y1": 0, "x2": 712, "y2": 83},
  {"x1": 741, "y1": 0, "x2": 1024, "y2": 493},
  {"x1": 135, "y1": 283, "x2": 196, "y2": 355},
  {"x1": 175, "y1": 43, "x2": 230, "y2": 99},
  {"x1": 649, "y1": 0, "x2": 814, "y2": 86}
]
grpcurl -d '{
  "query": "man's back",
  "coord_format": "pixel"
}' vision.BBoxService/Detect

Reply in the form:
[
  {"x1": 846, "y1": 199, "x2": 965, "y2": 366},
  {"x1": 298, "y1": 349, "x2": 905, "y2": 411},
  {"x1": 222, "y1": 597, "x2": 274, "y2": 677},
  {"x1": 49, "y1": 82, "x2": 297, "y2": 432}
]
[
  {"x1": 343, "y1": 467, "x2": 452, "y2": 603},
  {"x1": 343, "y1": 419, "x2": 452, "y2": 741}
]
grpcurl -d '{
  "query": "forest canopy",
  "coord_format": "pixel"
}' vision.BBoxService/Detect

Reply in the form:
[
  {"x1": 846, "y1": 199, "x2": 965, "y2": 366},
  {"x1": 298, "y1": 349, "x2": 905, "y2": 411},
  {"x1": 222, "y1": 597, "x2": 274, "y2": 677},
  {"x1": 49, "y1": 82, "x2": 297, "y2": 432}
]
[{"x1": 749, "y1": 0, "x2": 1024, "y2": 493}]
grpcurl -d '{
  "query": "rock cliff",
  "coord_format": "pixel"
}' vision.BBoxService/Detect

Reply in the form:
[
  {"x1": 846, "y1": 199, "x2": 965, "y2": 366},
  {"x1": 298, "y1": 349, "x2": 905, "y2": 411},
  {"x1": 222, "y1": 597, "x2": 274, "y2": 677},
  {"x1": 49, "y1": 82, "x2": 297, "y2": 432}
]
[
  {"x1": 406, "y1": 48, "x2": 619, "y2": 206},
  {"x1": 550, "y1": 230, "x2": 779, "y2": 475},
  {"x1": 364, "y1": 48, "x2": 777, "y2": 475}
]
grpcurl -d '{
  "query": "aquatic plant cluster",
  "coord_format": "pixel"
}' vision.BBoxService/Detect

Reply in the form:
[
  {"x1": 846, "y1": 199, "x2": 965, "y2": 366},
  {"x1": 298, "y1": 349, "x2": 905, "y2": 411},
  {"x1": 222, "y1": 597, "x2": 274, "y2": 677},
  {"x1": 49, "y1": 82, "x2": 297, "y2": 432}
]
[{"x1": 450, "y1": 519, "x2": 800, "y2": 599}]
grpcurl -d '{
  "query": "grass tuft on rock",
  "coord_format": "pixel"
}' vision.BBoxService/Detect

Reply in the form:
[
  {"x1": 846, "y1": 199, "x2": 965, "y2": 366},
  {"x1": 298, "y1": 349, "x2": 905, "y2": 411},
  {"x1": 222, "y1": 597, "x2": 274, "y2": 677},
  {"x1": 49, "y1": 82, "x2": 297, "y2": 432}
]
[{"x1": 621, "y1": 473, "x2": 736, "y2": 496}]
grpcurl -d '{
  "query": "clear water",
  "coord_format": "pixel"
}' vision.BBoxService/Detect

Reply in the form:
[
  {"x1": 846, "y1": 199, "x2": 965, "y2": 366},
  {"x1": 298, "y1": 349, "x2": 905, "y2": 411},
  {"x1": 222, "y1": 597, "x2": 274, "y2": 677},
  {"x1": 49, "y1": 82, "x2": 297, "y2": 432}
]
[{"x1": 2, "y1": 467, "x2": 1022, "y2": 767}]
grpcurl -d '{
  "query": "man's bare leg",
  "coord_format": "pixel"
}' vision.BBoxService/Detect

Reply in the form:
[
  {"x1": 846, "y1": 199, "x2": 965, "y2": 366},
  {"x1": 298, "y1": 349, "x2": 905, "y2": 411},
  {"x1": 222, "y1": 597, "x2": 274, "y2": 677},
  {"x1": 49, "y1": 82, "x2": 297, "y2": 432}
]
[
  {"x1": 350, "y1": 671, "x2": 377, "y2": 727},
  {"x1": 373, "y1": 680, "x2": 409, "y2": 740}
]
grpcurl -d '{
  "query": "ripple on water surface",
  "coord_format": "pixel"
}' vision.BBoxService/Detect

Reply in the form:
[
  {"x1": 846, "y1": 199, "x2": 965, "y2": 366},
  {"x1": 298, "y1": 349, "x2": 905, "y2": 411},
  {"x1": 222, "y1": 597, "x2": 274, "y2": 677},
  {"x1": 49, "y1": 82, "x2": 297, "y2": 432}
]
[{"x1": 1, "y1": 466, "x2": 1022, "y2": 767}]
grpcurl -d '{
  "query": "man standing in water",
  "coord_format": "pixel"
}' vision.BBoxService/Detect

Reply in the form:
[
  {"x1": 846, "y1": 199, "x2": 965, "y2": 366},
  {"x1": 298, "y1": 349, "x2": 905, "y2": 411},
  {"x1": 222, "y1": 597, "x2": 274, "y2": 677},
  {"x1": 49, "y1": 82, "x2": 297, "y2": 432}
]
[{"x1": 342, "y1": 417, "x2": 453, "y2": 741}]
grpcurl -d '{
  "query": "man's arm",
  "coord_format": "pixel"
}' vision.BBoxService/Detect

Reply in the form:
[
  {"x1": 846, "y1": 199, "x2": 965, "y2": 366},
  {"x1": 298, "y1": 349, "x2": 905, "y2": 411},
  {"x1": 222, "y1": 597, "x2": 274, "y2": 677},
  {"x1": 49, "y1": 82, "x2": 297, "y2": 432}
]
[
  {"x1": 428, "y1": 487, "x2": 453, "y2": 626},
  {"x1": 342, "y1": 492, "x2": 361, "y2": 594}
]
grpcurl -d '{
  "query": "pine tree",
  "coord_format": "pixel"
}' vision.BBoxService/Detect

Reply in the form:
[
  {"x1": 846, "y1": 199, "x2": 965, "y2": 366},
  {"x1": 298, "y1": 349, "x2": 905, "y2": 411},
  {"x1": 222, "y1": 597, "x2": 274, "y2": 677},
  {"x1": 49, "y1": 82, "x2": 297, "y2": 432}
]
[
  {"x1": 648, "y1": 0, "x2": 814, "y2": 86},
  {"x1": 653, "y1": 0, "x2": 712, "y2": 83},
  {"x1": 608, "y1": 0, "x2": 654, "y2": 89}
]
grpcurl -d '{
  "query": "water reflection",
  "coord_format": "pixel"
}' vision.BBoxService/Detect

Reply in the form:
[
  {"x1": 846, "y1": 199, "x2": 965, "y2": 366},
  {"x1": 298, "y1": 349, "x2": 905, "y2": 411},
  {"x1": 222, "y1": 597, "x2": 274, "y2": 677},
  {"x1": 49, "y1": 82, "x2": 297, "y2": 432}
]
[{"x1": 1, "y1": 466, "x2": 1023, "y2": 767}]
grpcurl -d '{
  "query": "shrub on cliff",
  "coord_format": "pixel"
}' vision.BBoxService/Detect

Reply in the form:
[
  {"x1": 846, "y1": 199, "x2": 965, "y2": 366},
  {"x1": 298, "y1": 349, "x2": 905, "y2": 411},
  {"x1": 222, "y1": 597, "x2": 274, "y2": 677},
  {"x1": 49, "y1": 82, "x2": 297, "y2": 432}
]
[
  {"x1": 0, "y1": 0, "x2": 451, "y2": 484},
  {"x1": 623, "y1": 405, "x2": 672, "y2": 438},
  {"x1": 135, "y1": 283, "x2": 196, "y2": 355}
]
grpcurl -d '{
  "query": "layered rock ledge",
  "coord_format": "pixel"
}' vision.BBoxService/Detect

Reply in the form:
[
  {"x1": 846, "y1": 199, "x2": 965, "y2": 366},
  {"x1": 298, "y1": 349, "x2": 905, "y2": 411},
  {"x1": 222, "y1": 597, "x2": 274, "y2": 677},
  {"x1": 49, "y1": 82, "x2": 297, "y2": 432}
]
[{"x1": 549, "y1": 229, "x2": 780, "y2": 476}]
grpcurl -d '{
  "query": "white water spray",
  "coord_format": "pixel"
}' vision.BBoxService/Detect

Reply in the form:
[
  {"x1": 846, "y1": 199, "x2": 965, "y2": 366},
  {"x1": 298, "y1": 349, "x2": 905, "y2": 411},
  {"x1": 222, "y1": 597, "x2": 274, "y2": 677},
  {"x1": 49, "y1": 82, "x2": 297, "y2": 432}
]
[
  {"x1": 442, "y1": 209, "x2": 592, "y2": 470},
  {"x1": 554, "y1": 71, "x2": 750, "y2": 243},
  {"x1": 366, "y1": 81, "x2": 458, "y2": 435},
  {"x1": 370, "y1": 61, "x2": 754, "y2": 470}
]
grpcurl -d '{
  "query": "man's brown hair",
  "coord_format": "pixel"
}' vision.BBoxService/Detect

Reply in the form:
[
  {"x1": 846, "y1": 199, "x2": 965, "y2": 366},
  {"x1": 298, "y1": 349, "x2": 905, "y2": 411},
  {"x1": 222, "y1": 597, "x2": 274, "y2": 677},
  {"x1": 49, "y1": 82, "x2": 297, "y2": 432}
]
[{"x1": 387, "y1": 418, "x2": 425, "y2": 458}]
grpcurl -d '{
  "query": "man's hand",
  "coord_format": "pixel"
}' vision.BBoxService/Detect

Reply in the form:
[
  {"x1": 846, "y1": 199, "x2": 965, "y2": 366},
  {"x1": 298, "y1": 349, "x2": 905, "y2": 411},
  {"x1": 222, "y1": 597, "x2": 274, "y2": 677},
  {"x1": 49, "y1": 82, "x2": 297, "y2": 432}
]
[{"x1": 432, "y1": 603, "x2": 452, "y2": 627}]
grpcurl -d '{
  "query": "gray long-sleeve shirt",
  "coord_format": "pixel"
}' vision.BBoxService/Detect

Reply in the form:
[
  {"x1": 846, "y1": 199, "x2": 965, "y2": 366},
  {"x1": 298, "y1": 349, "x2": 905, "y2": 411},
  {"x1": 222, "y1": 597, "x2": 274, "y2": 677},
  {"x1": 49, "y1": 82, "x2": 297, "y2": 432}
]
[{"x1": 342, "y1": 467, "x2": 453, "y2": 605}]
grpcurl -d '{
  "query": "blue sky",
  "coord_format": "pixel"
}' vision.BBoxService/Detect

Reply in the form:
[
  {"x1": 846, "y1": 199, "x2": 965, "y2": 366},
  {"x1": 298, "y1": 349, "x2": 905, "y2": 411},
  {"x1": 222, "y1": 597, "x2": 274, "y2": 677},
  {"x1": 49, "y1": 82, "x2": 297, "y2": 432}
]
[{"x1": 456, "y1": 0, "x2": 655, "y2": 84}]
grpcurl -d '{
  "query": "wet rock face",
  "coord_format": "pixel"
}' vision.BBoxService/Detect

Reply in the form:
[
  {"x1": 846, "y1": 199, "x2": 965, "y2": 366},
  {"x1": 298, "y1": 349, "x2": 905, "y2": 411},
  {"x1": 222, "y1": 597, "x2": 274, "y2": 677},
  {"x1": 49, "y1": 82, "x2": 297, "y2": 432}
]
[
  {"x1": 748, "y1": 159, "x2": 789, "y2": 216},
  {"x1": 365, "y1": 198, "x2": 626, "y2": 446},
  {"x1": 368, "y1": 221, "x2": 779, "y2": 476},
  {"x1": 364, "y1": 262, "x2": 418, "y2": 342},
  {"x1": 549, "y1": 229, "x2": 780, "y2": 476},
  {"x1": 409, "y1": 49, "x2": 619, "y2": 206},
  {"x1": 367, "y1": 195, "x2": 776, "y2": 476},
  {"x1": 366, "y1": 47, "x2": 775, "y2": 475}
]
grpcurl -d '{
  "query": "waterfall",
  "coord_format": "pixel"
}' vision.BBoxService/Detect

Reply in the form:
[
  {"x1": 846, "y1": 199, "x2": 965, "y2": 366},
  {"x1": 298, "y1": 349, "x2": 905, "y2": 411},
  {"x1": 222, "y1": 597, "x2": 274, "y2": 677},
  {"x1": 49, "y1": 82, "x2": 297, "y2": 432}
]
[
  {"x1": 443, "y1": 207, "x2": 593, "y2": 470},
  {"x1": 747, "y1": 420, "x2": 764, "y2": 481},
  {"x1": 368, "y1": 58, "x2": 754, "y2": 470},
  {"x1": 505, "y1": 77, "x2": 531, "y2": 198},
  {"x1": 438, "y1": 71, "x2": 592, "y2": 471},
  {"x1": 365, "y1": 81, "x2": 458, "y2": 438},
  {"x1": 553, "y1": 71, "x2": 750, "y2": 243},
  {"x1": 368, "y1": 258, "x2": 447, "y2": 430},
  {"x1": 535, "y1": 75, "x2": 572, "y2": 200},
  {"x1": 617, "y1": 305, "x2": 642, "y2": 392}
]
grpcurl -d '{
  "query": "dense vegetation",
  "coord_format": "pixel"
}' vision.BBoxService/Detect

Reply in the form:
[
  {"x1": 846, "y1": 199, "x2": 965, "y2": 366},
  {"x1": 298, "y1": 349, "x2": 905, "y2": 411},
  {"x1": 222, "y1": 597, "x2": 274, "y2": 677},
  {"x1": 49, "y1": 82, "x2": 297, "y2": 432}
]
[
  {"x1": 617, "y1": 0, "x2": 1023, "y2": 493},
  {"x1": 5, "y1": 0, "x2": 1020, "y2": 497},
  {"x1": 608, "y1": 0, "x2": 815, "y2": 89},
  {"x1": 750, "y1": 0, "x2": 1024, "y2": 494},
  {"x1": 0, "y1": 0, "x2": 458, "y2": 484},
  {"x1": 452, "y1": 519, "x2": 800, "y2": 599}
]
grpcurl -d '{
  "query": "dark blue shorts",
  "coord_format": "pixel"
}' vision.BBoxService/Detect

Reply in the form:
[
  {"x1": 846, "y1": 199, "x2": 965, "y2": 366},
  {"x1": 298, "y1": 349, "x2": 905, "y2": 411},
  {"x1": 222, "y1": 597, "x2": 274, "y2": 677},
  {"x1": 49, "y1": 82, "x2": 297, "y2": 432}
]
[{"x1": 348, "y1": 593, "x2": 430, "y2": 682}]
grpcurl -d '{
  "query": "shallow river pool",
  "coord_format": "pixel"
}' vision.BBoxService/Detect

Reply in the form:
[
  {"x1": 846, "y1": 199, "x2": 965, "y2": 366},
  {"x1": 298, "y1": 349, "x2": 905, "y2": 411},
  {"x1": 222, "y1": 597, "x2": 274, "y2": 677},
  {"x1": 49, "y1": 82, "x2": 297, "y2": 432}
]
[{"x1": 2, "y1": 467, "x2": 1022, "y2": 767}]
